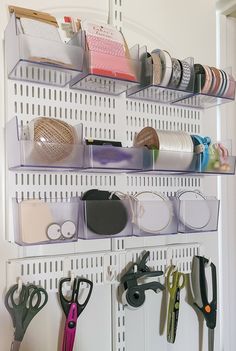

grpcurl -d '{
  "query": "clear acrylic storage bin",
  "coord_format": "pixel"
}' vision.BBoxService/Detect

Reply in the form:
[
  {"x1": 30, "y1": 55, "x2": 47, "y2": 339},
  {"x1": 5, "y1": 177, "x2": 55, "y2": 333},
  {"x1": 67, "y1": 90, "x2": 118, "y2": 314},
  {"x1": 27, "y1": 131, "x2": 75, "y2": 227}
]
[
  {"x1": 83, "y1": 144, "x2": 148, "y2": 172},
  {"x1": 5, "y1": 13, "x2": 84, "y2": 86},
  {"x1": 141, "y1": 149, "x2": 236, "y2": 175},
  {"x1": 172, "y1": 197, "x2": 220, "y2": 233},
  {"x1": 133, "y1": 198, "x2": 178, "y2": 236},
  {"x1": 13, "y1": 198, "x2": 79, "y2": 245},
  {"x1": 127, "y1": 51, "x2": 194, "y2": 103},
  {"x1": 70, "y1": 31, "x2": 141, "y2": 95},
  {"x1": 174, "y1": 68, "x2": 236, "y2": 109},
  {"x1": 79, "y1": 199, "x2": 133, "y2": 239},
  {"x1": 6, "y1": 117, "x2": 84, "y2": 171}
]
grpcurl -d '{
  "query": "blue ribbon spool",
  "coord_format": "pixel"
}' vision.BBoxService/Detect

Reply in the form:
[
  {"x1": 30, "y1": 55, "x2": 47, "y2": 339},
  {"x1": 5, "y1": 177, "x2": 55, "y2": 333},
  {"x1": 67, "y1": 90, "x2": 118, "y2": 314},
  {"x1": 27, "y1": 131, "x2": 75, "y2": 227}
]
[{"x1": 191, "y1": 135, "x2": 211, "y2": 171}]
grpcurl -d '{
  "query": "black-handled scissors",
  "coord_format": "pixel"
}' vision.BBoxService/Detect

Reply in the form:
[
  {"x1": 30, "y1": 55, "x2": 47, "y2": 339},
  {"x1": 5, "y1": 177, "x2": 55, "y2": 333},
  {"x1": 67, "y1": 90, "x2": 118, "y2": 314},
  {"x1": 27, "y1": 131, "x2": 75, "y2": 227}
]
[
  {"x1": 5, "y1": 283, "x2": 48, "y2": 351},
  {"x1": 59, "y1": 277, "x2": 93, "y2": 351}
]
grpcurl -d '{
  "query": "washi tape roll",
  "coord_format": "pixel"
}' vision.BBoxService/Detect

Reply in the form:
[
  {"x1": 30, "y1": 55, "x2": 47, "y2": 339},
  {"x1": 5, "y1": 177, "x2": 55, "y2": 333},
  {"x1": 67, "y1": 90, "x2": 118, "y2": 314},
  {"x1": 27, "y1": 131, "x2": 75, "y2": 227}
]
[
  {"x1": 176, "y1": 190, "x2": 211, "y2": 230},
  {"x1": 134, "y1": 191, "x2": 173, "y2": 233}
]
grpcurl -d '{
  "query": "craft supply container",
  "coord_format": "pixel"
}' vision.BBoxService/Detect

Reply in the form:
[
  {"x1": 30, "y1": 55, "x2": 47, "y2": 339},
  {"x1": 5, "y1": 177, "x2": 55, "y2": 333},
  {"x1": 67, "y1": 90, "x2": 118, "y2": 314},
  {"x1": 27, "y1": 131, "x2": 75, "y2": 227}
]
[
  {"x1": 13, "y1": 197, "x2": 79, "y2": 245},
  {"x1": 5, "y1": 13, "x2": 84, "y2": 86},
  {"x1": 79, "y1": 199, "x2": 133, "y2": 239}
]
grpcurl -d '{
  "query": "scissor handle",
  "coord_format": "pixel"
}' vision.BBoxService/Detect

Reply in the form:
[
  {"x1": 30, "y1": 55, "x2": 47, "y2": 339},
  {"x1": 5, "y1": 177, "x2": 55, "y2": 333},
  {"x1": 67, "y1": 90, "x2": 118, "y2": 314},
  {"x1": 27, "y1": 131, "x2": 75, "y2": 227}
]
[
  {"x1": 167, "y1": 266, "x2": 185, "y2": 293},
  {"x1": 59, "y1": 277, "x2": 93, "y2": 317},
  {"x1": 5, "y1": 284, "x2": 48, "y2": 342}
]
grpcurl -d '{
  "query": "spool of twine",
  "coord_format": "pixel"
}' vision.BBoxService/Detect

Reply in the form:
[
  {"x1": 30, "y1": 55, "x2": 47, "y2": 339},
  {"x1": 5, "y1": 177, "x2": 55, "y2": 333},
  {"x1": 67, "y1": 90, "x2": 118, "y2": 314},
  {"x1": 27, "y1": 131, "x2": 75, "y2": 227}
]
[{"x1": 31, "y1": 117, "x2": 77, "y2": 162}]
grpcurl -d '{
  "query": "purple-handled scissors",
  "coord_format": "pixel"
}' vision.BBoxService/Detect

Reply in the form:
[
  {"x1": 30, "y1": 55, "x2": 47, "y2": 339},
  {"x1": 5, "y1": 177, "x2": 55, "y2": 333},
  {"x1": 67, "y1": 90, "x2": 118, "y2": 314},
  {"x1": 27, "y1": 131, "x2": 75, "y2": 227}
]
[{"x1": 59, "y1": 277, "x2": 93, "y2": 351}]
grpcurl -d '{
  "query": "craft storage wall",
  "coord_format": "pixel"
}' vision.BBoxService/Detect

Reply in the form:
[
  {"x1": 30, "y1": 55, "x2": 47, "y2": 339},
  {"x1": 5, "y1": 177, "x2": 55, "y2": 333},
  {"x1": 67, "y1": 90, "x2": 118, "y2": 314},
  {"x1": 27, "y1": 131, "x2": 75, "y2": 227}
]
[{"x1": 0, "y1": 1, "x2": 228, "y2": 351}]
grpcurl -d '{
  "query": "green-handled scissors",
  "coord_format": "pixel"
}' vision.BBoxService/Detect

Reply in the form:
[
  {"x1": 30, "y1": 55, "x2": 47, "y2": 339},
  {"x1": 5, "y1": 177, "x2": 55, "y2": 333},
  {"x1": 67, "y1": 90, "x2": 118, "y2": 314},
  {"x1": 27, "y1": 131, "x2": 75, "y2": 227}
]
[
  {"x1": 5, "y1": 283, "x2": 48, "y2": 351},
  {"x1": 166, "y1": 265, "x2": 186, "y2": 344}
]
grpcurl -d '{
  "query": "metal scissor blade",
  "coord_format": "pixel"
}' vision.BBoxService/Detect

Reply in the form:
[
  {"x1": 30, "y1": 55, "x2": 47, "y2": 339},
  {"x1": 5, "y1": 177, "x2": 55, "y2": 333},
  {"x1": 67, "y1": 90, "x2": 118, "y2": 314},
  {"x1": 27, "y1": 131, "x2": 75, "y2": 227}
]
[
  {"x1": 208, "y1": 328, "x2": 214, "y2": 351},
  {"x1": 10, "y1": 340, "x2": 21, "y2": 351}
]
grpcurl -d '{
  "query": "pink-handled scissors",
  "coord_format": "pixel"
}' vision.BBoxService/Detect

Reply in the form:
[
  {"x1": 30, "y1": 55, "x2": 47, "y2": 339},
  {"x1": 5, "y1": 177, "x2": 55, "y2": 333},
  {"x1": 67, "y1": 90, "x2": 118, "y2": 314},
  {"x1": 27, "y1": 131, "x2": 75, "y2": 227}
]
[{"x1": 59, "y1": 277, "x2": 93, "y2": 351}]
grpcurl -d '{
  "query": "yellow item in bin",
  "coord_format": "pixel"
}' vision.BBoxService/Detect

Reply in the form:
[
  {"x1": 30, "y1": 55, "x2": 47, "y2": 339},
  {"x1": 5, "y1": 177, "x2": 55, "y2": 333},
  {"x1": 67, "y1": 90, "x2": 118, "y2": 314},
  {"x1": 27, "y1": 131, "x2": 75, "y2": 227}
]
[
  {"x1": 29, "y1": 117, "x2": 77, "y2": 162},
  {"x1": 19, "y1": 200, "x2": 53, "y2": 244}
]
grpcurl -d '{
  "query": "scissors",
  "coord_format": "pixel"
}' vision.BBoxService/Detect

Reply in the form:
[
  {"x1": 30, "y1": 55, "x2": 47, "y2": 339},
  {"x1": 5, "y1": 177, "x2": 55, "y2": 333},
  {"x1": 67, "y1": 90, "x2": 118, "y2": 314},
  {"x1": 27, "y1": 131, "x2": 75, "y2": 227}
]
[
  {"x1": 166, "y1": 265, "x2": 186, "y2": 343},
  {"x1": 191, "y1": 256, "x2": 217, "y2": 351},
  {"x1": 59, "y1": 277, "x2": 93, "y2": 351},
  {"x1": 5, "y1": 283, "x2": 48, "y2": 351}
]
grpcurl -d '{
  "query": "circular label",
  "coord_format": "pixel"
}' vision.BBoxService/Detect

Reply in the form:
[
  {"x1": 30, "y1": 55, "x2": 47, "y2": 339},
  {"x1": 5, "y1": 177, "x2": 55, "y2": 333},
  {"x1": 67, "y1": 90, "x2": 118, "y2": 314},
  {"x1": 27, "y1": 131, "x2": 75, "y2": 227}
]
[
  {"x1": 47, "y1": 223, "x2": 61, "y2": 240},
  {"x1": 61, "y1": 221, "x2": 76, "y2": 239}
]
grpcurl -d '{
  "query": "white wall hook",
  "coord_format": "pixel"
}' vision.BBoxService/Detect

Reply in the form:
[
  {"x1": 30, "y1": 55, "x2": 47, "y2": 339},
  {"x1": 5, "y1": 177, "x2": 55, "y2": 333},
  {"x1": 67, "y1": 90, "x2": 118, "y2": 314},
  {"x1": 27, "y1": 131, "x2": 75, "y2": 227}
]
[{"x1": 17, "y1": 277, "x2": 23, "y2": 294}]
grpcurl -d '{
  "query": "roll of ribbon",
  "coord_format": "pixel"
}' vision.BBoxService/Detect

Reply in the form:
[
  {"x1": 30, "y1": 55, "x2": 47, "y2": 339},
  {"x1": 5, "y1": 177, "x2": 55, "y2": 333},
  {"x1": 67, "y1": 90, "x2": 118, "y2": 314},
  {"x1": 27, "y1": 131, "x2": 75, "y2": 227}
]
[
  {"x1": 134, "y1": 127, "x2": 194, "y2": 170},
  {"x1": 134, "y1": 191, "x2": 173, "y2": 233},
  {"x1": 150, "y1": 52, "x2": 162, "y2": 85},
  {"x1": 176, "y1": 190, "x2": 211, "y2": 230},
  {"x1": 178, "y1": 60, "x2": 192, "y2": 91},
  {"x1": 210, "y1": 67, "x2": 221, "y2": 95},
  {"x1": 152, "y1": 49, "x2": 172, "y2": 87},
  {"x1": 222, "y1": 73, "x2": 235, "y2": 99},
  {"x1": 168, "y1": 58, "x2": 182, "y2": 89},
  {"x1": 191, "y1": 134, "x2": 211, "y2": 171},
  {"x1": 218, "y1": 69, "x2": 228, "y2": 97},
  {"x1": 194, "y1": 64, "x2": 205, "y2": 92},
  {"x1": 81, "y1": 189, "x2": 128, "y2": 235},
  {"x1": 201, "y1": 65, "x2": 213, "y2": 94}
]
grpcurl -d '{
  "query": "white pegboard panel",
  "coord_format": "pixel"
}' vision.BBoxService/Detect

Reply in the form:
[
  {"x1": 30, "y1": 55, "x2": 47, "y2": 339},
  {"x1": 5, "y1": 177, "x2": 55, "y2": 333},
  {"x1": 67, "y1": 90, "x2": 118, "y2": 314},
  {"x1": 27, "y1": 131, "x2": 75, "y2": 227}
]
[
  {"x1": 125, "y1": 99, "x2": 201, "y2": 145},
  {"x1": 6, "y1": 243, "x2": 200, "y2": 291},
  {"x1": 126, "y1": 175, "x2": 202, "y2": 196},
  {"x1": 111, "y1": 243, "x2": 200, "y2": 351},
  {"x1": 109, "y1": 0, "x2": 123, "y2": 31},
  {"x1": 6, "y1": 251, "x2": 122, "y2": 291}
]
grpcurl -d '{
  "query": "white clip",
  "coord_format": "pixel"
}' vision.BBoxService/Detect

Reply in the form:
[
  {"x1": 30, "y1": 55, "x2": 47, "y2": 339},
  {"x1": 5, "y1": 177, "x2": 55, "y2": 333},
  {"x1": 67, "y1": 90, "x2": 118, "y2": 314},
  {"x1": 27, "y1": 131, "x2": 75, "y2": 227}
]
[
  {"x1": 165, "y1": 260, "x2": 178, "y2": 277},
  {"x1": 206, "y1": 256, "x2": 212, "y2": 268},
  {"x1": 70, "y1": 272, "x2": 75, "y2": 288},
  {"x1": 17, "y1": 277, "x2": 23, "y2": 294},
  {"x1": 107, "y1": 266, "x2": 116, "y2": 282}
]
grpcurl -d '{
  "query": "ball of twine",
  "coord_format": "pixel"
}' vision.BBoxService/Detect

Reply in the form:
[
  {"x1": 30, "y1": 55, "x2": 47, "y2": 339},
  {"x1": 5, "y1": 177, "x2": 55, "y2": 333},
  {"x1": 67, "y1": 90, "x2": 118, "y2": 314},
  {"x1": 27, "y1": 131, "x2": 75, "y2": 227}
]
[{"x1": 32, "y1": 117, "x2": 76, "y2": 162}]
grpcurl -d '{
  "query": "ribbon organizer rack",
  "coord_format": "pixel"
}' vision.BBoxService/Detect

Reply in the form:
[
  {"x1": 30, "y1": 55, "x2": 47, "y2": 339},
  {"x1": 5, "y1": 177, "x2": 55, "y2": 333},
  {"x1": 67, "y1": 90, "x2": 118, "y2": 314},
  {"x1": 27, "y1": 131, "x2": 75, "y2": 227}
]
[{"x1": 3, "y1": 2, "x2": 235, "y2": 351}]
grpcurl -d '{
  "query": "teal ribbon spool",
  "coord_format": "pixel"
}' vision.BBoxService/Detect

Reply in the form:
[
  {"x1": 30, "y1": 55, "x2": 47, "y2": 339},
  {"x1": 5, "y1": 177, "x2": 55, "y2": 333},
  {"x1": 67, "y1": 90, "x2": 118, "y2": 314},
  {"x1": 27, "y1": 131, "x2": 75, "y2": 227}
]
[{"x1": 191, "y1": 135, "x2": 211, "y2": 171}]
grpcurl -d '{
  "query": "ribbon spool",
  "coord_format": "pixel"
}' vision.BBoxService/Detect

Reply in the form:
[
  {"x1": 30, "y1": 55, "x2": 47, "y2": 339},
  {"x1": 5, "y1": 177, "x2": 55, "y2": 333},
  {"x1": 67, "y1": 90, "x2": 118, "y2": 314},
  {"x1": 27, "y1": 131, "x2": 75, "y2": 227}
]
[
  {"x1": 176, "y1": 190, "x2": 211, "y2": 230},
  {"x1": 134, "y1": 191, "x2": 173, "y2": 234},
  {"x1": 151, "y1": 49, "x2": 172, "y2": 87},
  {"x1": 27, "y1": 117, "x2": 77, "y2": 162},
  {"x1": 191, "y1": 135, "x2": 211, "y2": 171},
  {"x1": 81, "y1": 189, "x2": 128, "y2": 235},
  {"x1": 134, "y1": 126, "x2": 194, "y2": 170}
]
